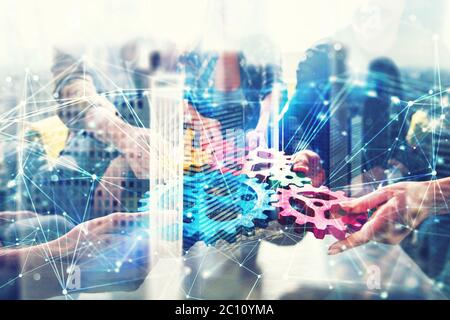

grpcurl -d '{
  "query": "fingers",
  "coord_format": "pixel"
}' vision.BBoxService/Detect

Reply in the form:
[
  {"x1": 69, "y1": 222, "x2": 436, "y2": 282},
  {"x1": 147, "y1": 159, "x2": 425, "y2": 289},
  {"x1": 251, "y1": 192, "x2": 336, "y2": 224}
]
[
  {"x1": 90, "y1": 212, "x2": 150, "y2": 235},
  {"x1": 328, "y1": 230, "x2": 370, "y2": 255},
  {"x1": 62, "y1": 212, "x2": 150, "y2": 245},
  {"x1": 328, "y1": 212, "x2": 380, "y2": 254},
  {"x1": 328, "y1": 199, "x2": 399, "y2": 255},
  {"x1": 292, "y1": 152, "x2": 311, "y2": 173},
  {"x1": 292, "y1": 150, "x2": 325, "y2": 186},
  {"x1": 0, "y1": 211, "x2": 37, "y2": 222},
  {"x1": 292, "y1": 150, "x2": 321, "y2": 173},
  {"x1": 339, "y1": 188, "x2": 392, "y2": 214}
]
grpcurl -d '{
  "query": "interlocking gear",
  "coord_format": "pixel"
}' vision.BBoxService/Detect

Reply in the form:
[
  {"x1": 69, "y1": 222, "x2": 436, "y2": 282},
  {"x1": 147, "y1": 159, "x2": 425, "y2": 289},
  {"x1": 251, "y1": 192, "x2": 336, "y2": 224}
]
[
  {"x1": 272, "y1": 184, "x2": 367, "y2": 240},
  {"x1": 241, "y1": 178, "x2": 277, "y2": 224},
  {"x1": 268, "y1": 168, "x2": 312, "y2": 188},
  {"x1": 239, "y1": 147, "x2": 293, "y2": 181},
  {"x1": 182, "y1": 171, "x2": 275, "y2": 250}
]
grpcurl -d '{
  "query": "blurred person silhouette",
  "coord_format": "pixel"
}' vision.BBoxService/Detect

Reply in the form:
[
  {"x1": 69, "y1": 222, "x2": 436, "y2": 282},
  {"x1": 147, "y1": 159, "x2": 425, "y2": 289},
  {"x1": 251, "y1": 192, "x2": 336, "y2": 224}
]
[
  {"x1": 281, "y1": 0, "x2": 450, "y2": 289},
  {"x1": 0, "y1": 39, "x2": 181, "y2": 226}
]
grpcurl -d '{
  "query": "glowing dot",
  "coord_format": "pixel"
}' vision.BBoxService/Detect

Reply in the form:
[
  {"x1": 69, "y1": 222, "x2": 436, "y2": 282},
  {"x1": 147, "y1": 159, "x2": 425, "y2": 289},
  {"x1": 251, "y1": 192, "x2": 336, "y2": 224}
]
[
  {"x1": 257, "y1": 275, "x2": 261, "y2": 279},
  {"x1": 92, "y1": 174, "x2": 97, "y2": 180},
  {"x1": 432, "y1": 170, "x2": 437, "y2": 176},
  {"x1": 367, "y1": 90, "x2": 377, "y2": 97},
  {"x1": 18, "y1": 274, "x2": 23, "y2": 278},
  {"x1": 380, "y1": 291, "x2": 388, "y2": 299},
  {"x1": 62, "y1": 289, "x2": 68, "y2": 295},
  {"x1": 391, "y1": 96, "x2": 400, "y2": 104},
  {"x1": 334, "y1": 43, "x2": 342, "y2": 51},
  {"x1": 407, "y1": 101, "x2": 414, "y2": 107}
]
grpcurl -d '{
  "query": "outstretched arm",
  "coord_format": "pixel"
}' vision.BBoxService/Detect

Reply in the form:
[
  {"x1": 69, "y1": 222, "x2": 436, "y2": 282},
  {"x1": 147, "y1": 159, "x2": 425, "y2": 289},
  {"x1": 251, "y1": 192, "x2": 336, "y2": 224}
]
[
  {"x1": 328, "y1": 177, "x2": 450, "y2": 255},
  {"x1": 0, "y1": 212, "x2": 151, "y2": 299}
]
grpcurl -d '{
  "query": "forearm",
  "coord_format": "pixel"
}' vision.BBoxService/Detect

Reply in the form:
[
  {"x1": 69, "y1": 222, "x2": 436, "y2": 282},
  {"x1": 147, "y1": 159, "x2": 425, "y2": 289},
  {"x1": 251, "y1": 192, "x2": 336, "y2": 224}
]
[{"x1": 0, "y1": 246, "x2": 62, "y2": 299}]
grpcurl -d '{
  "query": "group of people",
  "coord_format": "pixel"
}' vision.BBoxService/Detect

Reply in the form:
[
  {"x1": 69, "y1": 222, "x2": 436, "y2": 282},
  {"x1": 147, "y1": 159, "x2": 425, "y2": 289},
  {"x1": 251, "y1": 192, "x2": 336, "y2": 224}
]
[{"x1": 1, "y1": 0, "x2": 450, "y2": 299}]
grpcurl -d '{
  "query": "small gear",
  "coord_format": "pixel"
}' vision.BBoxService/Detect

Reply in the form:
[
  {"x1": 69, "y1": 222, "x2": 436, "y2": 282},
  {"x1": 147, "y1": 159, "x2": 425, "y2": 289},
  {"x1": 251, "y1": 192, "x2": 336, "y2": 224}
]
[
  {"x1": 240, "y1": 147, "x2": 293, "y2": 181},
  {"x1": 272, "y1": 184, "x2": 367, "y2": 240},
  {"x1": 183, "y1": 170, "x2": 275, "y2": 249},
  {"x1": 241, "y1": 178, "x2": 277, "y2": 225},
  {"x1": 268, "y1": 168, "x2": 312, "y2": 188}
]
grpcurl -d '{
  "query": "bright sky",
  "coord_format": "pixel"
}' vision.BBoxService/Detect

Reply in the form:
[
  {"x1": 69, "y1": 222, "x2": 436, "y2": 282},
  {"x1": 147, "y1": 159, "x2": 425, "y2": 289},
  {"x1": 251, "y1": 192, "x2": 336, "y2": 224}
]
[{"x1": 0, "y1": 0, "x2": 448, "y2": 71}]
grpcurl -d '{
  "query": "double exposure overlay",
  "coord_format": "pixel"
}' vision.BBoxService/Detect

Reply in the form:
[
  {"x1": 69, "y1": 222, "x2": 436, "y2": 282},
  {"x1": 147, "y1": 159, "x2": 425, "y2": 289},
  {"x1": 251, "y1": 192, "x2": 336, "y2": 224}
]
[{"x1": 0, "y1": 0, "x2": 449, "y2": 300}]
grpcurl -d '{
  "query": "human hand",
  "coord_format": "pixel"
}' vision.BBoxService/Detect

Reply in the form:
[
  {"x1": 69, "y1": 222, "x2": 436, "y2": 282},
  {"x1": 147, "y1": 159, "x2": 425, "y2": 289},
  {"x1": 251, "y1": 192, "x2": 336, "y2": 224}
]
[
  {"x1": 58, "y1": 78, "x2": 117, "y2": 129},
  {"x1": 328, "y1": 179, "x2": 450, "y2": 255},
  {"x1": 291, "y1": 150, "x2": 325, "y2": 187},
  {"x1": 0, "y1": 211, "x2": 37, "y2": 227},
  {"x1": 28, "y1": 212, "x2": 151, "y2": 296}
]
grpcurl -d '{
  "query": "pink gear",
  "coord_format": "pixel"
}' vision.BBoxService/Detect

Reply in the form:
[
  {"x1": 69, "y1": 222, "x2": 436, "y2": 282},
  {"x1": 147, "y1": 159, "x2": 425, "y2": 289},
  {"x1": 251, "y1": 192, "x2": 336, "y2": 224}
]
[{"x1": 272, "y1": 184, "x2": 367, "y2": 240}]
